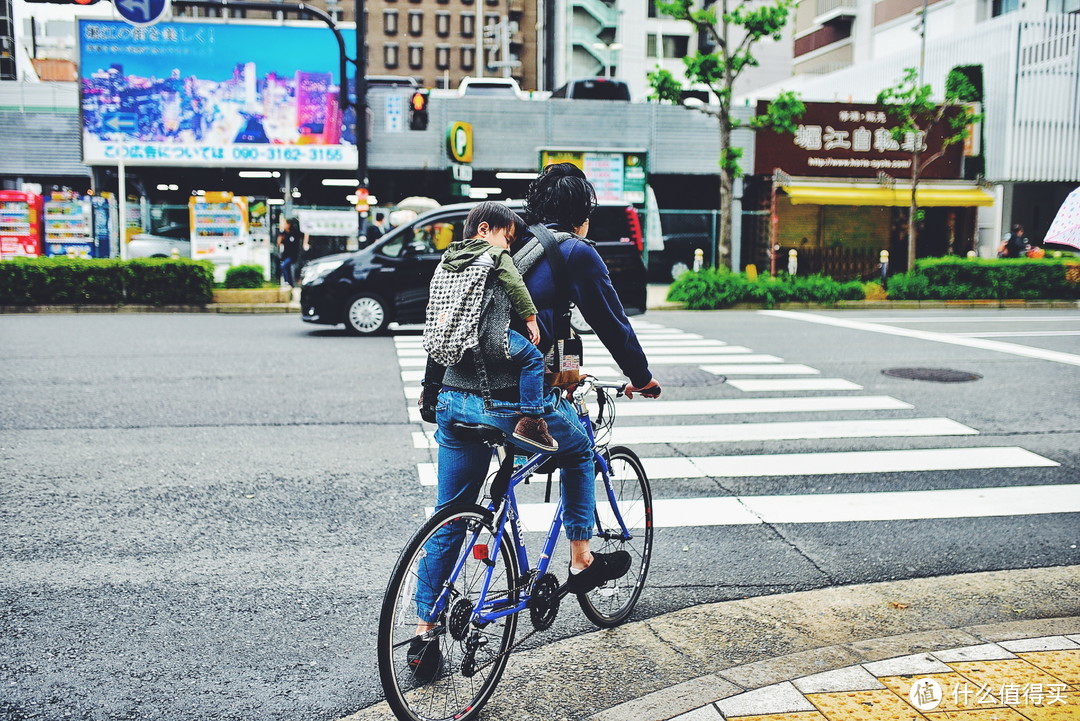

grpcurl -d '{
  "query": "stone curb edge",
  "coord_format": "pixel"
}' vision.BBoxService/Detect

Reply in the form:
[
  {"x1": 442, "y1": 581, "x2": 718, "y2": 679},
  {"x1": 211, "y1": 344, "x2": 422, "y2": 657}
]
[{"x1": 593, "y1": 616, "x2": 1080, "y2": 721}]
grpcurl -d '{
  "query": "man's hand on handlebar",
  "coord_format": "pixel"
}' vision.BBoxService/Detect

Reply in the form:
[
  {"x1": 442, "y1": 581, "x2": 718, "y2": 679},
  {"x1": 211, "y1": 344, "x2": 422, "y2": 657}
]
[{"x1": 625, "y1": 379, "x2": 662, "y2": 399}]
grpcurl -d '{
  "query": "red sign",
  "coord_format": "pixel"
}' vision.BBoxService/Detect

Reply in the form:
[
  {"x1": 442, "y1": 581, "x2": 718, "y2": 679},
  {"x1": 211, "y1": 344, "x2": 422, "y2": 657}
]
[{"x1": 754, "y1": 101, "x2": 963, "y2": 179}]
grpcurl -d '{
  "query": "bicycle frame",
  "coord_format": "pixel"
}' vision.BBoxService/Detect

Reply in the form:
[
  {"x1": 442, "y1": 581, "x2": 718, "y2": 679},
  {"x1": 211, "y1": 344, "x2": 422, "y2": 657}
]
[{"x1": 430, "y1": 382, "x2": 634, "y2": 629}]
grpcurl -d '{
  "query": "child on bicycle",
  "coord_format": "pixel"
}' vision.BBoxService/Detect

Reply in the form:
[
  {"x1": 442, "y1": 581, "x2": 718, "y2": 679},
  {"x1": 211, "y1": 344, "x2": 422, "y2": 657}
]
[{"x1": 424, "y1": 201, "x2": 558, "y2": 452}]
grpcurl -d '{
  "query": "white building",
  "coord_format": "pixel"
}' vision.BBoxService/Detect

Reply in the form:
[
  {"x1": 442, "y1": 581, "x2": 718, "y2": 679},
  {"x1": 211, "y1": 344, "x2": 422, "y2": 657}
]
[{"x1": 745, "y1": 0, "x2": 1080, "y2": 252}]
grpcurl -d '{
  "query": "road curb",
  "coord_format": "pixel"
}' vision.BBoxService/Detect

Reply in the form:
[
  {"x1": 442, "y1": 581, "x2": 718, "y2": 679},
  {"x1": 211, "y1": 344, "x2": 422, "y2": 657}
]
[{"x1": 342, "y1": 565, "x2": 1080, "y2": 721}]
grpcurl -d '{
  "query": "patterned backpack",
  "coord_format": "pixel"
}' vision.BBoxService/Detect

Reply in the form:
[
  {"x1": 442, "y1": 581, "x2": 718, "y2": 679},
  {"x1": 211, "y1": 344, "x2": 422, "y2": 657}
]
[{"x1": 422, "y1": 253, "x2": 496, "y2": 367}]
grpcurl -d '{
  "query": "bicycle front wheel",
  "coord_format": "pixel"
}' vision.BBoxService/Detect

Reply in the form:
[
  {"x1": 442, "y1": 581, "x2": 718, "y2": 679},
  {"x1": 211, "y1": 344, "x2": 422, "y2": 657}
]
[
  {"x1": 578, "y1": 446, "x2": 653, "y2": 627},
  {"x1": 377, "y1": 503, "x2": 519, "y2": 721}
]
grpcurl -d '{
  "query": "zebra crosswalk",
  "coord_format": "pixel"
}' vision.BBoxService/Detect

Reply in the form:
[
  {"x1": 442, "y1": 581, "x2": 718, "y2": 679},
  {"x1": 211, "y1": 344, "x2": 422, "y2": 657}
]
[{"x1": 394, "y1": 319, "x2": 1071, "y2": 529}]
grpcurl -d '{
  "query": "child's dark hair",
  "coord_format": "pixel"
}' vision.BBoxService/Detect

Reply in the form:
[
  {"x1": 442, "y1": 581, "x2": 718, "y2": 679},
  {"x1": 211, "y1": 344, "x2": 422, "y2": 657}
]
[
  {"x1": 464, "y1": 201, "x2": 521, "y2": 238},
  {"x1": 522, "y1": 163, "x2": 597, "y2": 230}
]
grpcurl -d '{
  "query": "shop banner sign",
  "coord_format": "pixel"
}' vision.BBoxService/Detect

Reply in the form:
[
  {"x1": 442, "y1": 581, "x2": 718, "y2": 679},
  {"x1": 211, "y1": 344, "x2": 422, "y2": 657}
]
[
  {"x1": 78, "y1": 20, "x2": 357, "y2": 169},
  {"x1": 539, "y1": 150, "x2": 648, "y2": 204},
  {"x1": 753, "y1": 101, "x2": 963, "y2": 180}
]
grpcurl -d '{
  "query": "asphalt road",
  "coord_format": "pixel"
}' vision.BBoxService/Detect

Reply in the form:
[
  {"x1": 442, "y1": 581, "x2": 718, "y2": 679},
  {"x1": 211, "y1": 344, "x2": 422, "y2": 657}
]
[{"x1": 1, "y1": 308, "x2": 1078, "y2": 721}]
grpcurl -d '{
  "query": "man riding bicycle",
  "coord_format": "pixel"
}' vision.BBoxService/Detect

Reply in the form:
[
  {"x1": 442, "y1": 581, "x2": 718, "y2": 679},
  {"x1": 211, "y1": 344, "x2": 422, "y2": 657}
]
[{"x1": 412, "y1": 163, "x2": 662, "y2": 677}]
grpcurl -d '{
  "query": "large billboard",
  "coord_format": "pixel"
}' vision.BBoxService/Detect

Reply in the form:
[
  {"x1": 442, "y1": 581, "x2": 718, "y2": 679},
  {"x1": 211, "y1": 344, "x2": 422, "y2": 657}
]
[
  {"x1": 753, "y1": 101, "x2": 963, "y2": 180},
  {"x1": 78, "y1": 20, "x2": 357, "y2": 169}
]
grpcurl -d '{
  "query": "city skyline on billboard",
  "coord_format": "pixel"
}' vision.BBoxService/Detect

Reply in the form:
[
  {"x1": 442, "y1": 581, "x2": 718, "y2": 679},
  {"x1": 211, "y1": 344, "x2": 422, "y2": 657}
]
[{"x1": 78, "y1": 19, "x2": 358, "y2": 169}]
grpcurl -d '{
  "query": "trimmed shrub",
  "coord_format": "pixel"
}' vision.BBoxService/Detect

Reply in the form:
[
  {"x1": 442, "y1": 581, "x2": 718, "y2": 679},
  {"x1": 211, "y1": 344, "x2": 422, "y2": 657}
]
[
  {"x1": 0, "y1": 257, "x2": 214, "y2": 306},
  {"x1": 224, "y1": 264, "x2": 266, "y2": 289},
  {"x1": 886, "y1": 257, "x2": 1080, "y2": 300},
  {"x1": 668, "y1": 269, "x2": 866, "y2": 309}
]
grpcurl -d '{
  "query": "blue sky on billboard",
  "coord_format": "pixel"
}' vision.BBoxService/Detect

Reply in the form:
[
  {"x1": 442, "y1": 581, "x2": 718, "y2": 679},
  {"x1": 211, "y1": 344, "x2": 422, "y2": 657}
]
[{"x1": 79, "y1": 20, "x2": 355, "y2": 80}]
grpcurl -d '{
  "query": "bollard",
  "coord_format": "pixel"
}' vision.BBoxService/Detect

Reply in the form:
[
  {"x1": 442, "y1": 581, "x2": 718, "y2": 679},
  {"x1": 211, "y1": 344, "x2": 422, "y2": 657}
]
[
  {"x1": 746, "y1": 264, "x2": 758, "y2": 282},
  {"x1": 787, "y1": 249, "x2": 798, "y2": 276},
  {"x1": 879, "y1": 249, "x2": 889, "y2": 289},
  {"x1": 171, "y1": 247, "x2": 180, "y2": 259},
  {"x1": 966, "y1": 250, "x2": 976, "y2": 259},
  {"x1": 693, "y1": 248, "x2": 704, "y2": 272}
]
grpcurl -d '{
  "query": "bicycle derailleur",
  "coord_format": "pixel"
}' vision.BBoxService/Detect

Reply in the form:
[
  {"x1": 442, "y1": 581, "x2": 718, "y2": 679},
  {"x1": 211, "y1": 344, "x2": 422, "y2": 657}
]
[{"x1": 527, "y1": 573, "x2": 561, "y2": 631}]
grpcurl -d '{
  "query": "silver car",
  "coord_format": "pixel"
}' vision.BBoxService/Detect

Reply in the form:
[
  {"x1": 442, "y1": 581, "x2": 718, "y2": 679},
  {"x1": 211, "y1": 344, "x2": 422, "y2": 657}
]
[{"x1": 127, "y1": 224, "x2": 192, "y2": 259}]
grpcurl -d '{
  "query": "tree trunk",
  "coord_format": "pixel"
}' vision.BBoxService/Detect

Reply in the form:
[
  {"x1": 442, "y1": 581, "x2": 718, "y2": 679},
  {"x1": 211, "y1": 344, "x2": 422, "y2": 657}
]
[
  {"x1": 907, "y1": 146, "x2": 921, "y2": 271},
  {"x1": 718, "y1": 120, "x2": 733, "y2": 270}
]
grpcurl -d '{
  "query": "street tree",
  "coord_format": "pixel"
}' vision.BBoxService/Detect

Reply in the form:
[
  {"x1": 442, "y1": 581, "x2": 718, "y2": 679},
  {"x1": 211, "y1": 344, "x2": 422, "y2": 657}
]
[
  {"x1": 651, "y1": 0, "x2": 802, "y2": 269},
  {"x1": 876, "y1": 67, "x2": 982, "y2": 270}
]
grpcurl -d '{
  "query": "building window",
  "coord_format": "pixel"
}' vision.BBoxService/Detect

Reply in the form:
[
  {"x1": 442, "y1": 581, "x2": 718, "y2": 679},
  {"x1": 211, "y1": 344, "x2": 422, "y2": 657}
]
[
  {"x1": 436, "y1": 11, "x2": 451, "y2": 36},
  {"x1": 383, "y1": 9, "x2": 398, "y2": 34},
  {"x1": 461, "y1": 46, "x2": 475, "y2": 69},
  {"x1": 409, "y1": 43, "x2": 424, "y2": 69},
  {"x1": 408, "y1": 10, "x2": 423, "y2": 35},
  {"x1": 991, "y1": 0, "x2": 1019, "y2": 14},
  {"x1": 485, "y1": 0, "x2": 499, "y2": 6},
  {"x1": 436, "y1": 44, "x2": 451, "y2": 69},
  {"x1": 461, "y1": 12, "x2": 475, "y2": 36},
  {"x1": 384, "y1": 43, "x2": 399, "y2": 68},
  {"x1": 462, "y1": 0, "x2": 474, "y2": 7}
]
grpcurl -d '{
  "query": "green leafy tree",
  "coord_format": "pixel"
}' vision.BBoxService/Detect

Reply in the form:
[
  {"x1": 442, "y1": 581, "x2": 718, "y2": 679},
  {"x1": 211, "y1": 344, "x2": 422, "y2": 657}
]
[
  {"x1": 652, "y1": 0, "x2": 802, "y2": 269},
  {"x1": 876, "y1": 67, "x2": 983, "y2": 270}
]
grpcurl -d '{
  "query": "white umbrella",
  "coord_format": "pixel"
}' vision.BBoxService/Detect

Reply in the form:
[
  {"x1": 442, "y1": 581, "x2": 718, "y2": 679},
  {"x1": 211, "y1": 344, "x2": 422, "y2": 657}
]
[
  {"x1": 395, "y1": 196, "x2": 441, "y2": 214},
  {"x1": 1043, "y1": 186, "x2": 1080, "y2": 251}
]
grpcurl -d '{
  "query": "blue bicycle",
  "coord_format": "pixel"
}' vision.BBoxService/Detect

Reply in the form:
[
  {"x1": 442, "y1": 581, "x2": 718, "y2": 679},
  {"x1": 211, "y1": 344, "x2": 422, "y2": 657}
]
[{"x1": 377, "y1": 377, "x2": 654, "y2": 721}]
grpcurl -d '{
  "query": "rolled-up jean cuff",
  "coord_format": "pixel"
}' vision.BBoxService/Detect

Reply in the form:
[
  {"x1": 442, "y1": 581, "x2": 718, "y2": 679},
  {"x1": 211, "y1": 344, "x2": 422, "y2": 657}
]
[
  {"x1": 520, "y1": 405, "x2": 545, "y2": 416},
  {"x1": 565, "y1": 525, "x2": 593, "y2": 542}
]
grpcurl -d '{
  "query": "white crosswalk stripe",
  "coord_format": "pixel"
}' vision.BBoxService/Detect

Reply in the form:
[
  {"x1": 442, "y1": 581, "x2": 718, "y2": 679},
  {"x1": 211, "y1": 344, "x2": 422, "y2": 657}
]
[{"x1": 397, "y1": 318, "x2": 1064, "y2": 526}]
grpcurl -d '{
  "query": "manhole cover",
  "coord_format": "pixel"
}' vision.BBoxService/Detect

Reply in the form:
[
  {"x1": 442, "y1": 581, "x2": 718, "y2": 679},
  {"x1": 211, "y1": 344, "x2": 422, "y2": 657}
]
[
  {"x1": 882, "y1": 368, "x2": 983, "y2": 383},
  {"x1": 649, "y1": 365, "x2": 728, "y2": 387}
]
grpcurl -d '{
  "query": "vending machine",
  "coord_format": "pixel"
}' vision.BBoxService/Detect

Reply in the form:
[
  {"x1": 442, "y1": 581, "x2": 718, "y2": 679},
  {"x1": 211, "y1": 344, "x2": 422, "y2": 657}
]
[
  {"x1": 189, "y1": 192, "x2": 249, "y2": 282},
  {"x1": 90, "y1": 196, "x2": 116, "y2": 259},
  {"x1": 44, "y1": 192, "x2": 97, "y2": 258},
  {"x1": 0, "y1": 190, "x2": 43, "y2": 258}
]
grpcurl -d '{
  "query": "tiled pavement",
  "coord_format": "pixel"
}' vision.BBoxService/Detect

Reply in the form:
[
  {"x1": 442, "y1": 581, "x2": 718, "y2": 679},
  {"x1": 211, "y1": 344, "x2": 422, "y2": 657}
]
[{"x1": 671, "y1": 636, "x2": 1080, "y2": 721}]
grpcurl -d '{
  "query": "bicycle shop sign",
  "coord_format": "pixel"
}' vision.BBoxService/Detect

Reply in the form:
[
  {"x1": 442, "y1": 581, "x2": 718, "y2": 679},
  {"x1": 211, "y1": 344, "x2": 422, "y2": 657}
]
[{"x1": 753, "y1": 101, "x2": 964, "y2": 179}]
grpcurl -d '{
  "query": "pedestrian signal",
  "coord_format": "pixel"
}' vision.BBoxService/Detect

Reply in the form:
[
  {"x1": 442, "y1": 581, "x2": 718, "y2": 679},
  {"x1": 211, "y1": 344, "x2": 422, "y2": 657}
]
[{"x1": 409, "y1": 91, "x2": 429, "y2": 131}]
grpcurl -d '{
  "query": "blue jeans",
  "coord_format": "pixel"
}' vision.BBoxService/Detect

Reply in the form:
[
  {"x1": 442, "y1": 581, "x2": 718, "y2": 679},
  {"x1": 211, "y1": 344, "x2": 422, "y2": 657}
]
[
  {"x1": 506, "y1": 329, "x2": 545, "y2": 416},
  {"x1": 280, "y1": 257, "x2": 296, "y2": 286},
  {"x1": 414, "y1": 388, "x2": 595, "y2": 622}
]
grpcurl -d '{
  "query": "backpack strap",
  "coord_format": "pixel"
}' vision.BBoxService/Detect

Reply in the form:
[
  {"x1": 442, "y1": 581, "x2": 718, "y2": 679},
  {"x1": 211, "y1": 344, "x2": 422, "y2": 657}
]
[{"x1": 527, "y1": 223, "x2": 572, "y2": 339}]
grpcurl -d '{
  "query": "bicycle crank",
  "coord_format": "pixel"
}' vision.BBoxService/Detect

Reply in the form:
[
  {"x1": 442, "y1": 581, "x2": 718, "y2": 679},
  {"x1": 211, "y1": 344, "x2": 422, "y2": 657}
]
[{"x1": 527, "y1": 573, "x2": 561, "y2": 631}]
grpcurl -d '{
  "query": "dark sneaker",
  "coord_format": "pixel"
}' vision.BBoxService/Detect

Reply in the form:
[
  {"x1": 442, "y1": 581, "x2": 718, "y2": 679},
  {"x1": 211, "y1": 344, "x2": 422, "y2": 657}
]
[
  {"x1": 407, "y1": 636, "x2": 442, "y2": 682},
  {"x1": 512, "y1": 416, "x2": 559, "y2": 453},
  {"x1": 565, "y1": 551, "x2": 632, "y2": 595}
]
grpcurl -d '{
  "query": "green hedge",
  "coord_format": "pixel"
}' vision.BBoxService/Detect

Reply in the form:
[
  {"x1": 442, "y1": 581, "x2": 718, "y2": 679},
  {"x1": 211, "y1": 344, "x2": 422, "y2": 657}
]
[
  {"x1": 887, "y1": 257, "x2": 1080, "y2": 300},
  {"x1": 0, "y1": 257, "x2": 214, "y2": 306},
  {"x1": 224, "y1": 264, "x2": 266, "y2": 289},
  {"x1": 667, "y1": 268, "x2": 864, "y2": 309}
]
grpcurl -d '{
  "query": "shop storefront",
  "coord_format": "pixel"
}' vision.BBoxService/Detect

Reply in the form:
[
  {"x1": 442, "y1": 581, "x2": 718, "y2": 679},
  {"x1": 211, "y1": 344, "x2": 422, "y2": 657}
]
[{"x1": 745, "y1": 101, "x2": 993, "y2": 277}]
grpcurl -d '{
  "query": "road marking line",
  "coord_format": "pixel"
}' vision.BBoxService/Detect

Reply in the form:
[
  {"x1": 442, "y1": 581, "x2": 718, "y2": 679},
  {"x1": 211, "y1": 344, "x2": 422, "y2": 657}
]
[
  {"x1": 638, "y1": 446, "x2": 1057, "y2": 480},
  {"x1": 499, "y1": 483, "x2": 1080, "y2": 531},
  {"x1": 845, "y1": 316, "x2": 1080, "y2": 323},
  {"x1": 396, "y1": 344, "x2": 748, "y2": 358},
  {"x1": 410, "y1": 417, "x2": 978, "y2": 448},
  {"x1": 398, "y1": 353, "x2": 784, "y2": 367},
  {"x1": 761, "y1": 310, "x2": 1080, "y2": 367},
  {"x1": 700, "y1": 364, "x2": 821, "y2": 375},
  {"x1": 406, "y1": 394, "x2": 913, "y2": 422},
  {"x1": 955, "y1": 331, "x2": 1080, "y2": 338},
  {"x1": 726, "y1": 378, "x2": 863, "y2": 392}
]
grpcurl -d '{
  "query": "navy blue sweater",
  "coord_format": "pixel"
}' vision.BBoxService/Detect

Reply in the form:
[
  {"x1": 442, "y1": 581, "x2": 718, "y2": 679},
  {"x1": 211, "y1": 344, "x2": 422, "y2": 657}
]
[{"x1": 509, "y1": 232, "x2": 653, "y2": 389}]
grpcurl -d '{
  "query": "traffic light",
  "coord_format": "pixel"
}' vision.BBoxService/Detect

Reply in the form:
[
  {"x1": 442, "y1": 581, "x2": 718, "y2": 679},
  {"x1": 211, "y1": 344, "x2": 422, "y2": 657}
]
[{"x1": 409, "y1": 90, "x2": 429, "y2": 131}]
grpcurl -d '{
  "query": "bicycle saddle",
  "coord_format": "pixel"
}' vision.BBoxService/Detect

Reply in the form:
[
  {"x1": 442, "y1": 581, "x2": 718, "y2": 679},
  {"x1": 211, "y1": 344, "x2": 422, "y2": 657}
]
[{"x1": 450, "y1": 422, "x2": 507, "y2": 446}]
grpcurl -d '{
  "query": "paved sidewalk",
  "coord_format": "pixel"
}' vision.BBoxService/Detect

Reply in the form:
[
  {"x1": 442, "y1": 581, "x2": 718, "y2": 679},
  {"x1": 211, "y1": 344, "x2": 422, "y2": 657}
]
[{"x1": 345, "y1": 566, "x2": 1080, "y2": 721}]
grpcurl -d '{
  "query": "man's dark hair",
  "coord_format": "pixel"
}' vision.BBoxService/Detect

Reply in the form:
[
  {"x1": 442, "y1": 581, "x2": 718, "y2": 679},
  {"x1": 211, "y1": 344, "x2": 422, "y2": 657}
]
[
  {"x1": 522, "y1": 162, "x2": 597, "y2": 230},
  {"x1": 464, "y1": 201, "x2": 521, "y2": 239}
]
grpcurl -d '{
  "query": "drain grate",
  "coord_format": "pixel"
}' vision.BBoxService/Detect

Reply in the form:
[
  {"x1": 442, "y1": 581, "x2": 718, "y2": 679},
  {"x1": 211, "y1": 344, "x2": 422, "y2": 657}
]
[
  {"x1": 882, "y1": 367, "x2": 983, "y2": 383},
  {"x1": 648, "y1": 365, "x2": 729, "y2": 387}
]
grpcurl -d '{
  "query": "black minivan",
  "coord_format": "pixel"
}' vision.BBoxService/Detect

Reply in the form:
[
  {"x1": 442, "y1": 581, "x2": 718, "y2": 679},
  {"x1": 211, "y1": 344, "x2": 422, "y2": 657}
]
[{"x1": 299, "y1": 201, "x2": 647, "y2": 335}]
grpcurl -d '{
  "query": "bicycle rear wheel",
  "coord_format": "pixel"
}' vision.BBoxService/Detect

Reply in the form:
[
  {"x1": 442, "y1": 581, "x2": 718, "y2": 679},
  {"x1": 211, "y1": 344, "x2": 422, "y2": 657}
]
[
  {"x1": 378, "y1": 503, "x2": 519, "y2": 721},
  {"x1": 578, "y1": 446, "x2": 653, "y2": 627}
]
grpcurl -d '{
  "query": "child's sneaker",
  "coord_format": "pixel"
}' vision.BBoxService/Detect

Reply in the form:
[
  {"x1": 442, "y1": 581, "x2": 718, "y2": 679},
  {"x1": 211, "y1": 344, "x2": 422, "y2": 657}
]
[{"x1": 512, "y1": 416, "x2": 559, "y2": 452}]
